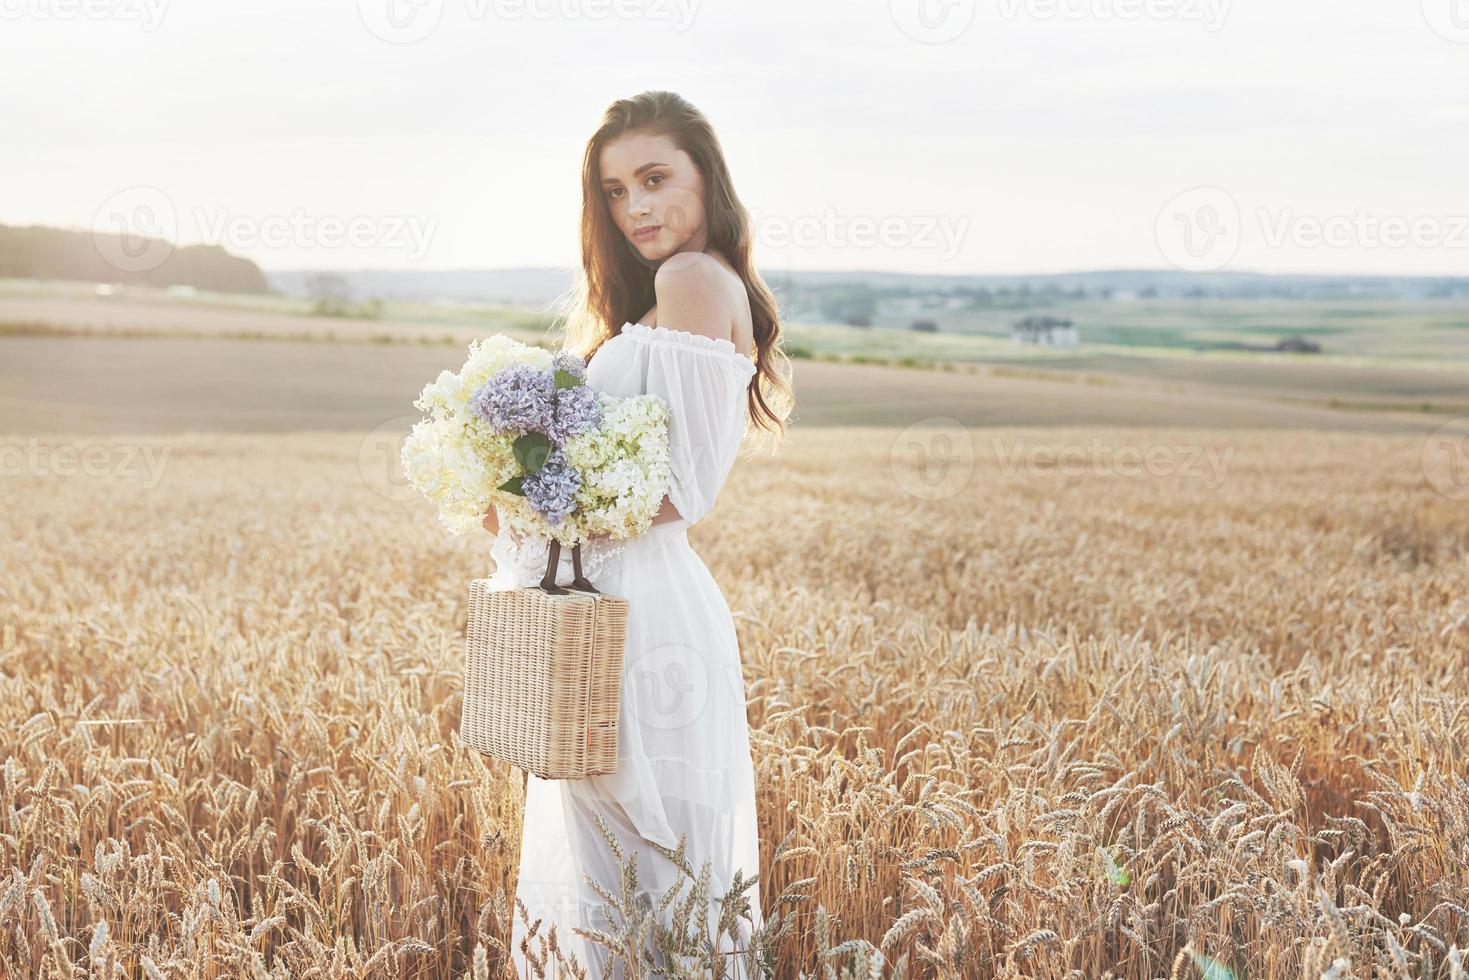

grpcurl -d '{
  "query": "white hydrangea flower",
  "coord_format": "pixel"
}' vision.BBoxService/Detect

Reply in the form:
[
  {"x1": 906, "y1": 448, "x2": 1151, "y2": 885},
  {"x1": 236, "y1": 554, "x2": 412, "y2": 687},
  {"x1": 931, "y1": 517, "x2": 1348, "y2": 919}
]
[{"x1": 400, "y1": 336, "x2": 673, "y2": 544}]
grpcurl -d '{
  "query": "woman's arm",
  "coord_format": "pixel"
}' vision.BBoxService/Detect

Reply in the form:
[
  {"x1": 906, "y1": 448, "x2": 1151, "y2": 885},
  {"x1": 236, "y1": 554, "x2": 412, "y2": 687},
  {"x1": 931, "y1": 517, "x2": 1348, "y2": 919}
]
[
  {"x1": 484, "y1": 503, "x2": 637, "y2": 542},
  {"x1": 640, "y1": 254, "x2": 741, "y2": 531}
]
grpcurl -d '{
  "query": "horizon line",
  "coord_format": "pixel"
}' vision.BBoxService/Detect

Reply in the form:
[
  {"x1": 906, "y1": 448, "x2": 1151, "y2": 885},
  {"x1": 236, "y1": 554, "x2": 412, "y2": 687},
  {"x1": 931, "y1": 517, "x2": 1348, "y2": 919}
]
[{"x1": 256, "y1": 264, "x2": 1469, "y2": 282}]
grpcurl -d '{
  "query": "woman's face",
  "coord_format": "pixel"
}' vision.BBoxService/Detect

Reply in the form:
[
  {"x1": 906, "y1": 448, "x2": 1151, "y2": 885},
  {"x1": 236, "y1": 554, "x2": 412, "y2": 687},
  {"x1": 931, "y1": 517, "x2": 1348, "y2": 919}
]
[{"x1": 599, "y1": 130, "x2": 707, "y2": 263}]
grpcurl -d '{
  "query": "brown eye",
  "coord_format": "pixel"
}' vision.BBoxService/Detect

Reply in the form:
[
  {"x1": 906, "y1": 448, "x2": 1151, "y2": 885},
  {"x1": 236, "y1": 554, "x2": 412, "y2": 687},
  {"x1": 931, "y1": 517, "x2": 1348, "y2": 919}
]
[
  {"x1": 646, "y1": 173, "x2": 664, "y2": 188},
  {"x1": 606, "y1": 186, "x2": 624, "y2": 200}
]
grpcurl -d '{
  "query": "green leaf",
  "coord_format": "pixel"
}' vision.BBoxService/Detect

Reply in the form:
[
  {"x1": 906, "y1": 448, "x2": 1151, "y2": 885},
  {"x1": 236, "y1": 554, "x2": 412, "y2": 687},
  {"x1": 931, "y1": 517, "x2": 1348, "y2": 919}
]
[
  {"x1": 553, "y1": 369, "x2": 581, "y2": 391},
  {"x1": 513, "y1": 432, "x2": 552, "y2": 474},
  {"x1": 1099, "y1": 846, "x2": 1130, "y2": 885},
  {"x1": 498, "y1": 476, "x2": 525, "y2": 496},
  {"x1": 1189, "y1": 952, "x2": 1237, "y2": 980}
]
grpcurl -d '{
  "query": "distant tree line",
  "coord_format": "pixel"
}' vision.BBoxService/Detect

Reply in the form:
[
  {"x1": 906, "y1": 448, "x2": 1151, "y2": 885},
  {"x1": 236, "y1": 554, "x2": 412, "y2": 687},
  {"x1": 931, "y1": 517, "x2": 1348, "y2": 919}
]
[
  {"x1": 304, "y1": 272, "x2": 383, "y2": 319},
  {"x1": 0, "y1": 223, "x2": 269, "y2": 294}
]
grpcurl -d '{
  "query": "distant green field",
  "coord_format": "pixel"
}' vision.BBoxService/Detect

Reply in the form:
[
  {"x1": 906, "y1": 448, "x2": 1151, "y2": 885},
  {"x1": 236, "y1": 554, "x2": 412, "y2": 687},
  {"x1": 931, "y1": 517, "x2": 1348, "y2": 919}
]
[
  {"x1": 863, "y1": 296, "x2": 1469, "y2": 363},
  {"x1": 8, "y1": 276, "x2": 1467, "y2": 364}
]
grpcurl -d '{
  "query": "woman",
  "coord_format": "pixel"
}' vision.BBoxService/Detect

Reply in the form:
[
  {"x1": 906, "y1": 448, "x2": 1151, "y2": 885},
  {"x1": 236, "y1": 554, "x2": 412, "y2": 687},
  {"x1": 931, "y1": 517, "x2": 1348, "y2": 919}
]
[{"x1": 481, "y1": 91, "x2": 792, "y2": 977}]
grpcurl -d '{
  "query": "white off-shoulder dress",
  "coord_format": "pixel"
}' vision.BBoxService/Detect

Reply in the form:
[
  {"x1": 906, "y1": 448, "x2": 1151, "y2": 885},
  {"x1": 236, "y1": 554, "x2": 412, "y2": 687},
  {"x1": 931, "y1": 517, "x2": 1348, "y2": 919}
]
[{"x1": 491, "y1": 322, "x2": 764, "y2": 979}]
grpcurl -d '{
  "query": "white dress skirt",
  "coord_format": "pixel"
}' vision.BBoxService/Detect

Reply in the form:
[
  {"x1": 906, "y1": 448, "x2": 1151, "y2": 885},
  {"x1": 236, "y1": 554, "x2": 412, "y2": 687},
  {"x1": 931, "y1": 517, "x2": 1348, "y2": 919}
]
[{"x1": 490, "y1": 322, "x2": 764, "y2": 979}]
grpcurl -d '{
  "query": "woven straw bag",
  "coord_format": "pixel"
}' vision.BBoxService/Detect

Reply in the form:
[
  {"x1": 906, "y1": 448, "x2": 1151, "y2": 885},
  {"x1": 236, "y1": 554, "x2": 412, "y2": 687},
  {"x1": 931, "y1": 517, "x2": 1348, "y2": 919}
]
[{"x1": 459, "y1": 538, "x2": 629, "y2": 780}]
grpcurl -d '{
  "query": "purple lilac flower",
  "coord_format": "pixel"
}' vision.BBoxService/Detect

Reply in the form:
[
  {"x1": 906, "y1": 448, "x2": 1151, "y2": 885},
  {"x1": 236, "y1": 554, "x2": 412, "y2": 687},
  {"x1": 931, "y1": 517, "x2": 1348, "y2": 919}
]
[
  {"x1": 548, "y1": 384, "x2": 604, "y2": 444},
  {"x1": 523, "y1": 448, "x2": 581, "y2": 525},
  {"x1": 470, "y1": 363, "x2": 554, "y2": 435},
  {"x1": 552, "y1": 350, "x2": 587, "y2": 382}
]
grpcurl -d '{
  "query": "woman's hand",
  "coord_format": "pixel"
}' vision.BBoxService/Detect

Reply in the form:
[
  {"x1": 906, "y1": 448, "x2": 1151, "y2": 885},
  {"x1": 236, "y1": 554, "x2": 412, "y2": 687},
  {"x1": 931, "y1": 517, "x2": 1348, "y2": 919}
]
[
  {"x1": 648, "y1": 494, "x2": 683, "y2": 527},
  {"x1": 481, "y1": 505, "x2": 614, "y2": 543}
]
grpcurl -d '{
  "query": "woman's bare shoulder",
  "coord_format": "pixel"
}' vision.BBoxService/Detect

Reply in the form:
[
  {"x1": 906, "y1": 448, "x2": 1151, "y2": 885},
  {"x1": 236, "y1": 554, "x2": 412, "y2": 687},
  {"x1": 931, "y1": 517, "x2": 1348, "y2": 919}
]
[
  {"x1": 653, "y1": 251, "x2": 732, "y2": 294},
  {"x1": 653, "y1": 252, "x2": 740, "y2": 343}
]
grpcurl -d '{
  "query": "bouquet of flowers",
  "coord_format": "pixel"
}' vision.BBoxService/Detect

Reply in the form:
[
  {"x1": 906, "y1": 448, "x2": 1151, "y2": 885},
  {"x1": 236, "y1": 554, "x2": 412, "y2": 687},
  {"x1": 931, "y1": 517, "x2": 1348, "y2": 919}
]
[{"x1": 399, "y1": 335, "x2": 671, "y2": 548}]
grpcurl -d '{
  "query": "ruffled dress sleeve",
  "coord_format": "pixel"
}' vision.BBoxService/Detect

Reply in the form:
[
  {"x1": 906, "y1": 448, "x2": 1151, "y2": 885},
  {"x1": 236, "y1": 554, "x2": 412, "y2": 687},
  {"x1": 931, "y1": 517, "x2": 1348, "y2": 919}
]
[{"x1": 622, "y1": 322, "x2": 758, "y2": 527}]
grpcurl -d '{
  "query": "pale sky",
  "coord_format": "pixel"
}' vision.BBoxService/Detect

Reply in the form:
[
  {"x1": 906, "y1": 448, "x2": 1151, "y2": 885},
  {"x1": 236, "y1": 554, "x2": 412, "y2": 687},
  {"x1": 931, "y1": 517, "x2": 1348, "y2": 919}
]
[{"x1": 3, "y1": 0, "x2": 1468, "y2": 276}]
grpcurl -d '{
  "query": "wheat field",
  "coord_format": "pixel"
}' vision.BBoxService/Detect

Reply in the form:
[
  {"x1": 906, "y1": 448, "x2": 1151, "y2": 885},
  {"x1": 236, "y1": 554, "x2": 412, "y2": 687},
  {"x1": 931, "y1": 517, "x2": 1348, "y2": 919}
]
[{"x1": 2, "y1": 425, "x2": 1467, "y2": 978}]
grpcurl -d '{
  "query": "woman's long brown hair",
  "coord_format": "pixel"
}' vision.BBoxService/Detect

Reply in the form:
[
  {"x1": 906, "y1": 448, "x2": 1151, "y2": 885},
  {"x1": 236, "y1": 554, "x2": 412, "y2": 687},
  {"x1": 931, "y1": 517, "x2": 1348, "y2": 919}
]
[{"x1": 554, "y1": 90, "x2": 793, "y2": 441}]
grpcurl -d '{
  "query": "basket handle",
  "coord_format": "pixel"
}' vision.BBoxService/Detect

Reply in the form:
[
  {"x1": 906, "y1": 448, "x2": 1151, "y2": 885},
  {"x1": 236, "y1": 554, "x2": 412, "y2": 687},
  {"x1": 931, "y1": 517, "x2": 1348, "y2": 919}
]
[{"x1": 539, "y1": 539, "x2": 601, "y2": 596}]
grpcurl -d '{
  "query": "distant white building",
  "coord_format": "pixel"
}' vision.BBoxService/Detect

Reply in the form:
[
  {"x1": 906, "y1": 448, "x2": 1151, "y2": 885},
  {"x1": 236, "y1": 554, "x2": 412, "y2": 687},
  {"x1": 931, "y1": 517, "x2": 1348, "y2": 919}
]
[{"x1": 1011, "y1": 316, "x2": 1080, "y2": 347}]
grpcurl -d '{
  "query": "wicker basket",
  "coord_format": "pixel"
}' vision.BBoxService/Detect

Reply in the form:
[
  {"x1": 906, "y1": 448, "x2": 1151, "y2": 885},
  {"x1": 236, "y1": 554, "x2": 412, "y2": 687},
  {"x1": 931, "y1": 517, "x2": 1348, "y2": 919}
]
[{"x1": 459, "y1": 538, "x2": 629, "y2": 779}]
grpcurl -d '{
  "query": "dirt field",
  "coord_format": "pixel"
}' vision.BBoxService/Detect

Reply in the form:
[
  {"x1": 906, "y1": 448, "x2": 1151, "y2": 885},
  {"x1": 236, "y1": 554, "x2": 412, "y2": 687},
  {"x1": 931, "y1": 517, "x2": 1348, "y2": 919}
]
[
  {"x1": 2, "y1": 290, "x2": 1464, "y2": 435},
  {"x1": 0, "y1": 292, "x2": 516, "y2": 345},
  {"x1": 0, "y1": 333, "x2": 1455, "y2": 436}
]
